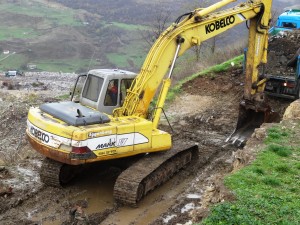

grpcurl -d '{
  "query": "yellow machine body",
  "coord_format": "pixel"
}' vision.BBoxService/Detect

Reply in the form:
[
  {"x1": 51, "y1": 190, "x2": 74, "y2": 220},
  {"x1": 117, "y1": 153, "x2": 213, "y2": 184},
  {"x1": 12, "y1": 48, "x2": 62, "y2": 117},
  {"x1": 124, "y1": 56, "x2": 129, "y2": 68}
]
[{"x1": 27, "y1": 107, "x2": 171, "y2": 165}]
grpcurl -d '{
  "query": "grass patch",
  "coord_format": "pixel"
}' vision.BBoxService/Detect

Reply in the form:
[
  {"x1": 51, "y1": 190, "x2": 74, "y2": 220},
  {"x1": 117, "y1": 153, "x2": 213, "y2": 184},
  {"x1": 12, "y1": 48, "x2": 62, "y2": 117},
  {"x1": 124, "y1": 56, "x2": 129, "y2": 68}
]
[
  {"x1": 107, "y1": 53, "x2": 128, "y2": 68},
  {"x1": 57, "y1": 93, "x2": 71, "y2": 100},
  {"x1": 0, "y1": 2, "x2": 81, "y2": 27},
  {"x1": 267, "y1": 144, "x2": 292, "y2": 157},
  {"x1": 201, "y1": 125, "x2": 300, "y2": 225},
  {"x1": 262, "y1": 176, "x2": 281, "y2": 186},
  {"x1": 0, "y1": 54, "x2": 98, "y2": 72},
  {"x1": 104, "y1": 22, "x2": 147, "y2": 31},
  {"x1": 275, "y1": 164, "x2": 290, "y2": 173},
  {"x1": 0, "y1": 53, "x2": 27, "y2": 70},
  {"x1": 252, "y1": 167, "x2": 264, "y2": 175},
  {"x1": 265, "y1": 126, "x2": 290, "y2": 144},
  {"x1": 32, "y1": 59, "x2": 98, "y2": 73},
  {"x1": 107, "y1": 42, "x2": 146, "y2": 69},
  {"x1": 0, "y1": 27, "x2": 40, "y2": 40}
]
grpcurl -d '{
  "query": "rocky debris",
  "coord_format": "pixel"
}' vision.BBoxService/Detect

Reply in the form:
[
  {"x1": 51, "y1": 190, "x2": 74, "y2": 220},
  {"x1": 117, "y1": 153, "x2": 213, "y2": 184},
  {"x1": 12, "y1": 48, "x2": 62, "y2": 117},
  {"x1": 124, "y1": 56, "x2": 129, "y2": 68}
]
[
  {"x1": 283, "y1": 99, "x2": 300, "y2": 120},
  {"x1": 188, "y1": 174, "x2": 235, "y2": 222},
  {"x1": 265, "y1": 30, "x2": 300, "y2": 76},
  {"x1": 0, "y1": 185, "x2": 13, "y2": 197},
  {"x1": 230, "y1": 123, "x2": 273, "y2": 173},
  {"x1": 0, "y1": 166, "x2": 11, "y2": 179},
  {"x1": 69, "y1": 204, "x2": 88, "y2": 224},
  {"x1": 0, "y1": 72, "x2": 78, "y2": 94},
  {"x1": 0, "y1": 168, "x2": 13, "y2": 193}
]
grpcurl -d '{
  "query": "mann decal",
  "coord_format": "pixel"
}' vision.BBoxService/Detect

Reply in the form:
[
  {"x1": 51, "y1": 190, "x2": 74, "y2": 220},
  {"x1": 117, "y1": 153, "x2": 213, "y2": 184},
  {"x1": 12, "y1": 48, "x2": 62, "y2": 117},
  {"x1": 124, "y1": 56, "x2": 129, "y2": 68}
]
[
  {"x1": 87, "y1": 133, "x2": 149, "y2": 151},
  {"x1": 96, "y1": 138, "x2": 116, "y2": 150}
]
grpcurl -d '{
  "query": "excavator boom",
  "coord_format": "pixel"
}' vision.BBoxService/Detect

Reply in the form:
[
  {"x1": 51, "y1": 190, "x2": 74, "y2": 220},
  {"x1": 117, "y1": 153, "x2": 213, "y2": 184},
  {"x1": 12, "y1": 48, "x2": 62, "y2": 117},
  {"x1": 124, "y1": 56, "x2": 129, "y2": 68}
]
[
  {"x1": 114, "y1": 0, "x2": 273, "y2": 124},
  {"x1": 114, "y1": 0, "x2": 275, "y2": 146}
]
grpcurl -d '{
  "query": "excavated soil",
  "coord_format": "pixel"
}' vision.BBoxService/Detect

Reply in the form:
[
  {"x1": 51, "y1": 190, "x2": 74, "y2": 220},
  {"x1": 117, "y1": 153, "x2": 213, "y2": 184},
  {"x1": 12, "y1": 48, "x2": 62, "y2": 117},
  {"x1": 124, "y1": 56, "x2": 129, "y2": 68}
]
[
  {"x1": 265, "y1": 30, "x2": 300, "y2": 75},
  {"x1": 0, "y1": 63, "x2": 294, "y2": 225}
]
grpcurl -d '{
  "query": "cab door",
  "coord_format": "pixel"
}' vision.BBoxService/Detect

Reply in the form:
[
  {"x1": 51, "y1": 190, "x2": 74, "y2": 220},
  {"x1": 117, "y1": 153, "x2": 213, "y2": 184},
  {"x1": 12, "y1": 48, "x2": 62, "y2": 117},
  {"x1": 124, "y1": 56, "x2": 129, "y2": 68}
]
[{"x1": 101, "y1": 78, "x2": 134, "y2": 114}]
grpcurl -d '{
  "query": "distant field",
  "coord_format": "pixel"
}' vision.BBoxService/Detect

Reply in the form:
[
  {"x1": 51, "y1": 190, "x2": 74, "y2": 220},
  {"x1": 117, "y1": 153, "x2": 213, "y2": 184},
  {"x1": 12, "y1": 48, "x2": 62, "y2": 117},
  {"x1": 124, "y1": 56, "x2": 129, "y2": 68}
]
[
  {"x1": 103, "y1": 22, "x2": 148, "y2": 31},
  {"x1": 0, "y1": 0, "x2": 82, "y2": 42},
  {"x1": 0, "y1": 27, "x2": 40, "y2": 41},
  {"x1": 0, "y1": 53, "x2": 27, "y2": 71},
  {"x1": 0, "y1": 0, "x2": 87, "y2": 72},
  {"x1": 107, "y1": 40, "x2": 147, "y2": 70},
  {"x1": 0, "y1": 2, "x2": 81, "y2": 27},
  {"x1": 30, "y1": 59, "x2": 99, "y2": 73},
  {"x1": 0, "y1": 52, "x2": 100, "y2": 73}
]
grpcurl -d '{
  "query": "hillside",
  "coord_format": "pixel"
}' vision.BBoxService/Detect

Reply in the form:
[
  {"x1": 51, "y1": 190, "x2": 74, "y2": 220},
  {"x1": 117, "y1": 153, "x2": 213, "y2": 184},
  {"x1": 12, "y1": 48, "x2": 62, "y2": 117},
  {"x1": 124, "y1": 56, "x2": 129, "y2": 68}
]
[
  {"x1": 0, "y1": 0, "x2": 296, "y2": 73},
  {"x1": 0, "y1": 0, "x2": 250, "y2": 73},
  {"x1": 0, "y1": 0, "x2": 151, "y2": 72}
]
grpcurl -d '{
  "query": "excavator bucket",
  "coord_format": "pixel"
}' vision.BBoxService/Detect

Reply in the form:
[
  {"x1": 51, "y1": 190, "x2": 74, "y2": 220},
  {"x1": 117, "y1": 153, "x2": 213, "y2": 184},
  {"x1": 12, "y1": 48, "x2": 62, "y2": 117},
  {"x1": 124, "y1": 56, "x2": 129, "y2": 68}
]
[{"x1": 226, "y1": 101, "x2": 279, "y2": 147}]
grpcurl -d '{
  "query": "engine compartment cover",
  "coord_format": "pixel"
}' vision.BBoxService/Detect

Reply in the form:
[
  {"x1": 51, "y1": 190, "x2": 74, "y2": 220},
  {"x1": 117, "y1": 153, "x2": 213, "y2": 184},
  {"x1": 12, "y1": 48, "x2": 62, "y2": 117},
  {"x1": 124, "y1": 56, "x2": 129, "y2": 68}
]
[{"x1": 40, "y1": 101, "x2": 110, "y2": 126}]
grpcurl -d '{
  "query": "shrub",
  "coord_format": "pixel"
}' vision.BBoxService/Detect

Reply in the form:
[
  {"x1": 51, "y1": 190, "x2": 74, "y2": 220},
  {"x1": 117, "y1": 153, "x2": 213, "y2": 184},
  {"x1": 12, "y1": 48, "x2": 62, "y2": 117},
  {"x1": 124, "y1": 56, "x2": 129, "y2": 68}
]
[{"x1": 267, "y1": 144, "x2": 292, "y2": 157}]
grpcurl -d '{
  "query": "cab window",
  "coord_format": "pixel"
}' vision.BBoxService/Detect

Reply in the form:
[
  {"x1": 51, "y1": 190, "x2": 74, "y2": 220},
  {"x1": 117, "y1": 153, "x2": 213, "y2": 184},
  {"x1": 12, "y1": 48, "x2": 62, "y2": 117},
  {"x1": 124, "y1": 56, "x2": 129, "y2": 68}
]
[
  {"x1": 120, "y1": 79, "x2": 134, "y2": 106},
  {"x1": 82, "y1": 75, "x2": 103, "y2": 102},
  {"x1": 105, "y1": 79, "x2": 119, "y2": 106},
  {"x1": 282, "y1": 22, "x2": 296, "y2": 28}
]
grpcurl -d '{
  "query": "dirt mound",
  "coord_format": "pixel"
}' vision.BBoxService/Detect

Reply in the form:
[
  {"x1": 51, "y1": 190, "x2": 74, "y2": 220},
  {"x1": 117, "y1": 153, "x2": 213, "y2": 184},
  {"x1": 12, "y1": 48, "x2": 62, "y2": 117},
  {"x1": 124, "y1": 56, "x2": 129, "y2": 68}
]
[{"x1": 265, "y1": 30, "x2": 300, "y2": 75}]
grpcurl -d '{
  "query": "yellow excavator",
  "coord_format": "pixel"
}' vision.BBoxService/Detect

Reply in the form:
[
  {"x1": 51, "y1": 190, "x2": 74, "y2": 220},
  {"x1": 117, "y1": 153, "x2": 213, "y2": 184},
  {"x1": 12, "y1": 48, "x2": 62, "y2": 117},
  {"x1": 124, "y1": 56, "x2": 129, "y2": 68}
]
[{"x1": 27, "y1": 0, "x2": 274, "y2": 206}]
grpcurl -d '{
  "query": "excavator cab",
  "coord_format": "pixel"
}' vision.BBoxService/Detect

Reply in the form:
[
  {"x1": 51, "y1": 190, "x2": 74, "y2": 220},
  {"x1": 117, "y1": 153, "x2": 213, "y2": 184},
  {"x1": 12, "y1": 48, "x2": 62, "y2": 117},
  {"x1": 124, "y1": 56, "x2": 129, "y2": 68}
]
[{"x1": 71, "y1": 69, "x2": 136, "y2": 115}]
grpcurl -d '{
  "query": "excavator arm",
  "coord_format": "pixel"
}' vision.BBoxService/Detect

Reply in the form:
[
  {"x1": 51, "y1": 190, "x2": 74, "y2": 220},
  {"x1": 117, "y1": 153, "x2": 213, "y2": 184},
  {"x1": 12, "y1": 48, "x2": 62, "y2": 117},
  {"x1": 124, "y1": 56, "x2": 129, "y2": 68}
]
[{"x1": 114, "y1": 0, "x2": 273, "y2": 133}]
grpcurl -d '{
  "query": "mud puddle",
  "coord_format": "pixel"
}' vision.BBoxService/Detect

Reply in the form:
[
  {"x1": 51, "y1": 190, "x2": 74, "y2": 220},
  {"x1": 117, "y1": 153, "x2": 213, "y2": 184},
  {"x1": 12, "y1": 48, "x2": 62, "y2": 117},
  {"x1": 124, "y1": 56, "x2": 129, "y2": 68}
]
[
  {"x1": 32, "y1": 165, "x2": 118, "y2": 225},
  {"x1": 19, "y1": 160, "x2": 195, "y2": 225},
  {"x1": 31, "y1": 180, "x2": 115, "y2": 225},
  {"x1": 101, "y1": 167, "x2": 197, "y2": 225}
]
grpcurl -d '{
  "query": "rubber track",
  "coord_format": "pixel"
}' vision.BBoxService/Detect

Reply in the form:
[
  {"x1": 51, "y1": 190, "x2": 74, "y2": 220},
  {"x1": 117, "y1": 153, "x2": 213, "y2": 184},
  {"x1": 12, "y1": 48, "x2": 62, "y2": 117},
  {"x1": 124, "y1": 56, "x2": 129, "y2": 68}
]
[
  {"x1": 40, "y1": 158, "x2": 63, "y2": 187},
  {"x1": 113, "y1": 141, "x2": 198, "y2": 206}
]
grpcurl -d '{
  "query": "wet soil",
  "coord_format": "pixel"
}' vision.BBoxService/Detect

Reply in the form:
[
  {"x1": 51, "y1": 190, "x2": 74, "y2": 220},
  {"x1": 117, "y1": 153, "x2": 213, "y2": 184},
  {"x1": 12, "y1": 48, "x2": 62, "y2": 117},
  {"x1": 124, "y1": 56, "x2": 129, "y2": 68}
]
[{"x1": 0, "y1": 66, "x2": 293, "y2": 225}]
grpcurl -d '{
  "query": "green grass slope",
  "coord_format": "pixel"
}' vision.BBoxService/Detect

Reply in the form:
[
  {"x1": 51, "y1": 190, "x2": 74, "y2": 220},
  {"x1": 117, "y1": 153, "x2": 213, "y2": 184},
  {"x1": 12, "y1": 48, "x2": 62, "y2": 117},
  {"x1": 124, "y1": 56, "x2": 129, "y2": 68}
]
[{"x1": 202, "y1": 123, "x2": 300, "y2": 224}]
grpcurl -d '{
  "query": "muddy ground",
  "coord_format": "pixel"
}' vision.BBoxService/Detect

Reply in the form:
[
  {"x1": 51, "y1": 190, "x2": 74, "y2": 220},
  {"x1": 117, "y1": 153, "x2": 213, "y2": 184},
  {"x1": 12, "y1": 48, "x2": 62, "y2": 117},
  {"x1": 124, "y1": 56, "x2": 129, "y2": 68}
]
[{"x1": 0, "y1": 65, "x2": 294, "y2": 225}]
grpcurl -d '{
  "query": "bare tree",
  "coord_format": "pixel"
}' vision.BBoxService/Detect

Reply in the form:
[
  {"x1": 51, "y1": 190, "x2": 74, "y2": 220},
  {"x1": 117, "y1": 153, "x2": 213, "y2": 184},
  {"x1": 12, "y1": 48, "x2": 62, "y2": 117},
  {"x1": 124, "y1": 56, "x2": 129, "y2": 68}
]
[
  {"x1": 140, "y1": 9, "x2": 171, "y2": 48},
  {"x1": 140, "y1": 0, "x2": 228, "y2": 62},
  {"x1": 270, "y1": 9, "x2": 281, "y2": 27},
  {"x1": 182, "y1": 0, "x2": 226, "y2": 61}
]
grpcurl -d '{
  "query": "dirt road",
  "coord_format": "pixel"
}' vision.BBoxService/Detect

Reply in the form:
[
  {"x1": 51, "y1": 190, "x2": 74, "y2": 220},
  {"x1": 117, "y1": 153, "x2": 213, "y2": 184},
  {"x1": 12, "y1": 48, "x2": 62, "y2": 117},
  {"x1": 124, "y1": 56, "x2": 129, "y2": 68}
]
[{"x1": 0, "y1": 67, "x2": 292, "y2": 225}]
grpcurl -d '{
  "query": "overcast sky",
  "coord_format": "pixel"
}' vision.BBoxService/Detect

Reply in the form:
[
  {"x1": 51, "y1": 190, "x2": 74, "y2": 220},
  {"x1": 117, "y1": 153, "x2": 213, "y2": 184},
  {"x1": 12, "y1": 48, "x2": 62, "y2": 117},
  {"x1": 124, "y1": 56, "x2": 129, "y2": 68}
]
[
  {"x1": 222, "y1": 0, "x2": 299, "y2": 11},
  {"x1": 271, "y1": 0, "x2": 299, "y2": 9}
]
